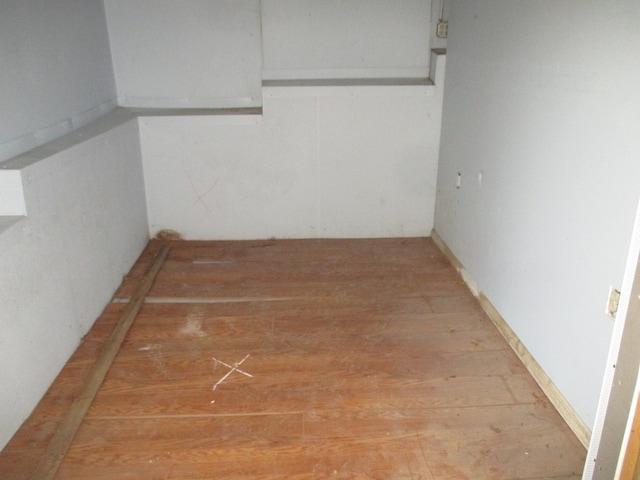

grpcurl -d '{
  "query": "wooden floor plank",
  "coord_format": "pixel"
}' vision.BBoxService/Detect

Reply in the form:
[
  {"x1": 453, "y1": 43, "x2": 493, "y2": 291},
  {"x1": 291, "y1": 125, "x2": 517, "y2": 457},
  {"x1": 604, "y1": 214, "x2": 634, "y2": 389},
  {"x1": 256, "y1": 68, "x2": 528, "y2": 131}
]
[
  {"x1": 0, "y1": 238, "x2": 586, "y2": 479},
  {"x1": 57, "y1": 437, "x2": 434, "y2": 480},
  {"x1": 415, "y1": 404, "x2": 585, "y2": 479}
]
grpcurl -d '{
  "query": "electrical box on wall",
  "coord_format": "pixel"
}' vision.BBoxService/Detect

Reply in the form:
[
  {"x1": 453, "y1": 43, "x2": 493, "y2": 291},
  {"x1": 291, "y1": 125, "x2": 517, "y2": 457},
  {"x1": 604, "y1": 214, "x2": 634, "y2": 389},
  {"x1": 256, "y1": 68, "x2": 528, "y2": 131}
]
[
  {"x1": 436, "y1": 21, "x2": 448, "y2": 38},
  {"x1": 436, "y1": 0, "x2": 448, "y2": 38},
  {"x1": 606, "y1": 286, "x2": 621, "y2": 318}
]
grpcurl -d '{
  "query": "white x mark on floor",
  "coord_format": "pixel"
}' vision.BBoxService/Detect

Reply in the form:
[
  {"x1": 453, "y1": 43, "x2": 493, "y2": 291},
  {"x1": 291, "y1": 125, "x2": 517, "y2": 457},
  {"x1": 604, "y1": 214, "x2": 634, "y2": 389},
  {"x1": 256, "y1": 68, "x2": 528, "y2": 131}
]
[{"x1": 211, "y1": 354, "x2": 253, "y2": 391}]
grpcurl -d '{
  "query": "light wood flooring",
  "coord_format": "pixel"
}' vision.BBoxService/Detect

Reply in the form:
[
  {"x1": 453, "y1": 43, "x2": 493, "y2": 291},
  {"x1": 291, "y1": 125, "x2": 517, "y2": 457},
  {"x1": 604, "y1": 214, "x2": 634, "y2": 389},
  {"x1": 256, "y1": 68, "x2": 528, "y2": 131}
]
[{"x1": 0, "y1": 238, "x2": 586, "y2": 479}]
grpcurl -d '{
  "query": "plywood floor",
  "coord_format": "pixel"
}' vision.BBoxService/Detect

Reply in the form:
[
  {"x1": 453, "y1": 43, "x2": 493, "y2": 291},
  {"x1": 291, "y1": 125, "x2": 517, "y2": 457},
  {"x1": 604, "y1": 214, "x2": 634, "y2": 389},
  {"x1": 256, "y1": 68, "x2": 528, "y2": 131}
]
[{"x1": 0, "y1": 238, "x2": 586, "y2": 479}]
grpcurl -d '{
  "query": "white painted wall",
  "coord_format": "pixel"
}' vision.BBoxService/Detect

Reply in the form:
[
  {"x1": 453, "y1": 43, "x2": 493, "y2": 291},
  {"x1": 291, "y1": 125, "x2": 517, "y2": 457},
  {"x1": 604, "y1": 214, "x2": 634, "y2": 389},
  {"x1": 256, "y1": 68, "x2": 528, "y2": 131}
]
[
  {"x1": 261, "y1": 0, "x2": 431, "y2": 80},
  {"x1": 434, "y1": 0, "x2": 640, "y2": 430},
  {"x1": 141, "y1": 56, "x2": 445, "y2": 239},
  {"x1": 107, "y1": 0, "x2": 443, "y2": 239},
  {"x1": 0, "y1": 0, "x2": 117, "y2": 163},
  {"x1": 104, "y1": 0, "x2": 263, "y2": 108},
  {"x1": 0, "y1": 1, "x2": 148, "y2": 450},
  {"x1": 0, "y1": 111, "x2": 149, "y2": 450}
]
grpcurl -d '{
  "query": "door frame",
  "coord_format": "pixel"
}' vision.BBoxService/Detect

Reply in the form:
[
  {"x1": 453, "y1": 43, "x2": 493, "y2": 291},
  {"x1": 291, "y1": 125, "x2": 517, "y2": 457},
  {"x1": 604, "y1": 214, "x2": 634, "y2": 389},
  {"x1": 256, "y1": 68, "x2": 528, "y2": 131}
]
[{"x1": 585, "y1": 197, "x2": 640, "y2": 479}]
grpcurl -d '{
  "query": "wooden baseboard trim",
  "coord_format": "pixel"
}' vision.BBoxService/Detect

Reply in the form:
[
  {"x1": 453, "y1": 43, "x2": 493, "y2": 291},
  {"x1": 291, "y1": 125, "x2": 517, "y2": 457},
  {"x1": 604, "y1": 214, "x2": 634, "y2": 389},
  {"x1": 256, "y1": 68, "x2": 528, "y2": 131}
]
[{"x1": 430, "y1": 229, "x2": 591, "y2": 449}]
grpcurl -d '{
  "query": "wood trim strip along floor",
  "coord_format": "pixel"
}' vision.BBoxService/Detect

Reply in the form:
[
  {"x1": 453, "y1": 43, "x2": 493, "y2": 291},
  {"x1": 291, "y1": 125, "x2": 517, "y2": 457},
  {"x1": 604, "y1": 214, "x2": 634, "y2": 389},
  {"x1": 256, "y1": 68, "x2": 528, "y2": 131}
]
[
  {"x1": 430, "y1": 229, "x2": 591, "y2": 449},
  {"x1": 619, "y1": 392, "x2": 640, "y2": 479},
  {"x1": 111, "y1": 296, "x2": 300, "y2": 304},
  {"x1": 27, "y1": 245, "x2": 171, "y2": 480}
]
